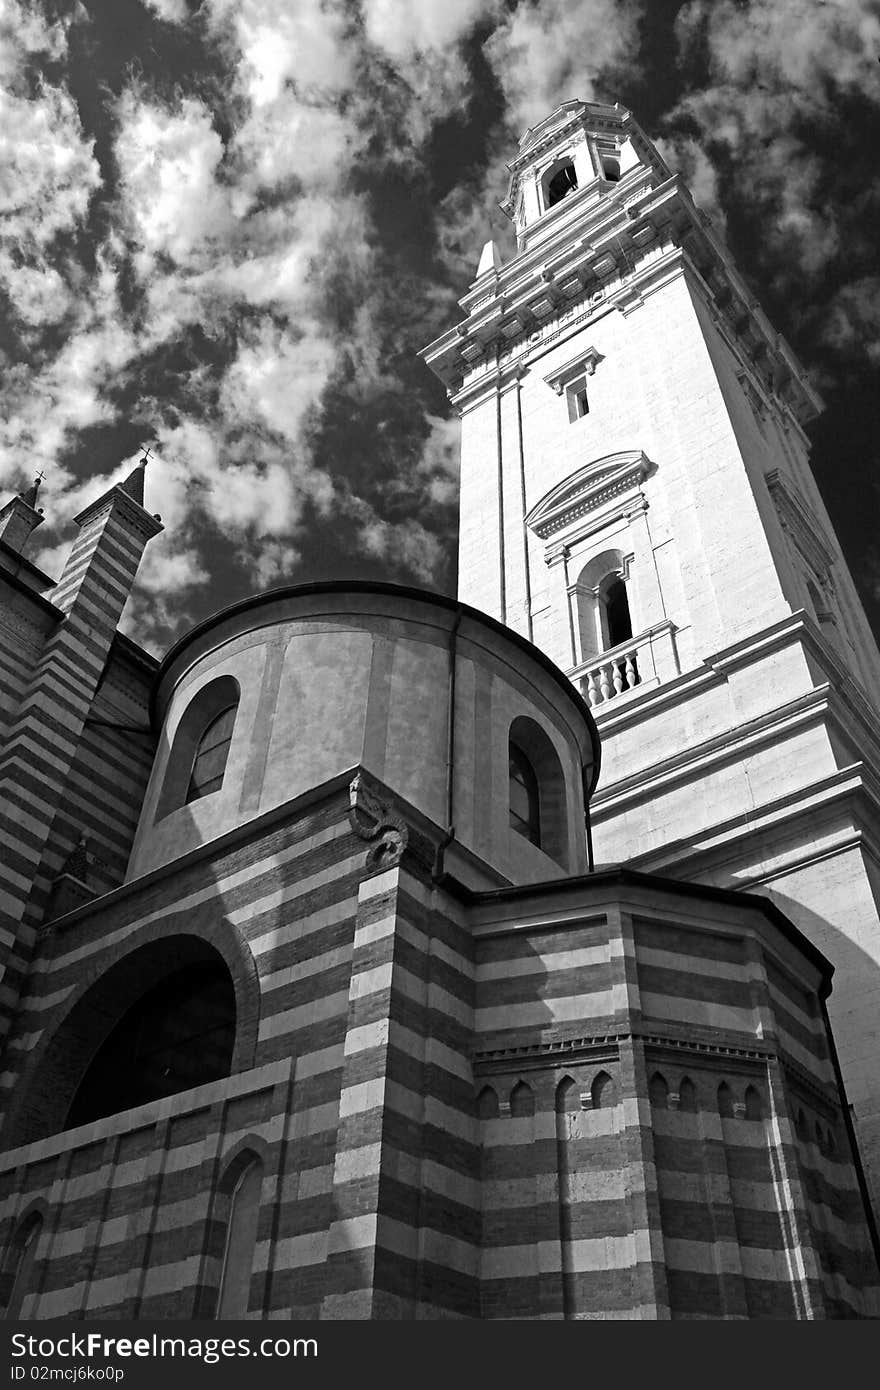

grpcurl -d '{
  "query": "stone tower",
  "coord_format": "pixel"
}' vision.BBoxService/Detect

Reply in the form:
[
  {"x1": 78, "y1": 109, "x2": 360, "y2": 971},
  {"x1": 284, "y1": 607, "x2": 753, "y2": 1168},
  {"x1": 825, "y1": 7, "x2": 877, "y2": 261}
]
[{"x1": 421, "y1": 100, "x2": 880, "y2": 1210}]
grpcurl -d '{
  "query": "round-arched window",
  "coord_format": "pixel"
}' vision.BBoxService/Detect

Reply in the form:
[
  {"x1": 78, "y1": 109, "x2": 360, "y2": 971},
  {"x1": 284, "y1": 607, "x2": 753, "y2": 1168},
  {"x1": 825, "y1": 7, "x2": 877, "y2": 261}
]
[{"x1": 546, "y1": 161, "x2": 578, "y2": 207}]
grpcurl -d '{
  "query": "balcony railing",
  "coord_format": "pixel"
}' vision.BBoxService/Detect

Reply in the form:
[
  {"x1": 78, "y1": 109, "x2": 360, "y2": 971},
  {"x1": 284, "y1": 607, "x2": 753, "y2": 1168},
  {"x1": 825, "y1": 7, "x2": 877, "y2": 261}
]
[{"x1": 569, "y1": 622, "x2": 680, "y2": 709}]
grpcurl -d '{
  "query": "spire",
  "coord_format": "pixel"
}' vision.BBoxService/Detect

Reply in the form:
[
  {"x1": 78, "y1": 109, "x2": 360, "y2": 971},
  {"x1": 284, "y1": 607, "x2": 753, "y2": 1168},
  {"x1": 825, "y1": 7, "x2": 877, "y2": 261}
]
[
  {"x1": 0, "y1": 473, "x2": 45, "y2": 555},
  {"x1": 19, "y1": 473, "x2": 43, "y2": 510},
  {"x1": 119, "y1": 445, "x2": 152, "y2": 507}
]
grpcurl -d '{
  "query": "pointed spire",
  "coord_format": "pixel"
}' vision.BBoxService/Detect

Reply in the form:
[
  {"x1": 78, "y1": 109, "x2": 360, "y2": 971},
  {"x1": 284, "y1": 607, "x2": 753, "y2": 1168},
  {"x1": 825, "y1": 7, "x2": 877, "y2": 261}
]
[
  {"x1": 19, "y1": 474, "x2": 43, "y2": 510},
  {"x1": 119, "y1": 459, "x2": 146, "y2": 506},
  {"x1": 0, "y1": 472, "x2": 45, "y2": 554}
]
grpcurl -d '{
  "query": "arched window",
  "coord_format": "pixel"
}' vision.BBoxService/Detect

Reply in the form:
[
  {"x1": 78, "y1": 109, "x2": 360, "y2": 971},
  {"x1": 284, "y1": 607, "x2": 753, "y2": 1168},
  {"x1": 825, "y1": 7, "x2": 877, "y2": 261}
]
[
  {"x1": 216, "y1": 1155, "x2": 263, "y2": 1319},
  {"x1": 546, "y1": 161, "x2": 578, "y2": 207},
  {"x1": 187, "y1": 704, "x2": 236, "y2": 803},
  {"x1": 717, "y1": 1082, "x2": 734, "y2": 1119},
  {"x1": 649, "y1": 1072, "x2": 669, "y2": 1109},
  {"x1": 556, "y1": 1076, "x2": 580, "y2": 1115},
  {"x1": 591, "y1": 1071, "x2": 616, "y2": 1109},
  {"x1": 570, "y1": 552, "x2": 641, "y2": 703},
  {"x1": 795, "y1": 1108, "x2": 808, "y2": 1141},
  {"x1": 509, "y1": 742, "x2": 541, "y2": 847},
  {"x1": 744, "y1": 1085, "x2": 763, "y2": 1121},
  {"x1": 509, "y1": 1081, "x2": 535, "y2": 1118},
  {"x1": 679, "y1": 1077, "x2": 698, "y2": 1113},
  {"x1": 1, "y1": 1212, "x2": 42, "y2": 1319},
  {"x1": 156, "y1": 675, "x2": 240, "y2": 821},
  {"x1": 477, "y1": 1086, "x2": 499, "y2": 1120},
  {"x1": 507, "y1": 716, "x2": 569, "y2": 867},
  {"x1": 66, "y1": 961, "x2": 235, "y2": 1129}
]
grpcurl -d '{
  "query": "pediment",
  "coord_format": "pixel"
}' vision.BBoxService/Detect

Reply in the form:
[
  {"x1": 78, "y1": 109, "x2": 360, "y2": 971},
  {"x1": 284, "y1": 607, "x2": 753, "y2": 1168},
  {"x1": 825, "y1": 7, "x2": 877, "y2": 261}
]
[{"x1": 525, "y1": 451, "x2": 653, "y2": 540}]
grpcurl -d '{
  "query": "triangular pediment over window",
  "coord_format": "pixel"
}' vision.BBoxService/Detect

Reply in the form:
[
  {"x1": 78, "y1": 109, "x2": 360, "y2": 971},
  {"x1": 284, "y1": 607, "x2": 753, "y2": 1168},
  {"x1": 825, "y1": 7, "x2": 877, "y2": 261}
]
[{"x1": 525, "y1": 450, "x2": 653, "y2": 540}]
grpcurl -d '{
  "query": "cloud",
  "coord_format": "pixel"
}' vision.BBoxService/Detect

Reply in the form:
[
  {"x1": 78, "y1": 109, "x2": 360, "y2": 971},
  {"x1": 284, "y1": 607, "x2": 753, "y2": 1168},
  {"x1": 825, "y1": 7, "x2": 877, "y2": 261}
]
[
  {"x1": 114, "y1": 94, "x2": 233, "y2": 267},
  {"x1": 484, "y1": 0, "x2": 643, "y2": 134},
  {"x1": 668, "y1": 0, "x2": 880, "y2": 287},
  {"x1": 140, "y1": 0, "x2": 191, "y2": 23},
  {"x1": 822, "y1": 277, "x2": 880, "y2": 369},
  {"x1": 0, "y1": 71, "x2": 101, "y2": 333}
]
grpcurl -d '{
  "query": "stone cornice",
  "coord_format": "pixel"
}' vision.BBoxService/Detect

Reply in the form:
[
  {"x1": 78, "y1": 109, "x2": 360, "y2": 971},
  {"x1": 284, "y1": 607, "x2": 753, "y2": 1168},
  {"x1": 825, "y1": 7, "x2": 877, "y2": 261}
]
[
  {"x1": 765, "y1": 468, "x2": 837, "y2": 576},
  {"x1": 421, "y1": 170, "x2": 822, "y2": 430},
  {"x1": 525, "y1": 450, "x2": 653, "y2": 541}
]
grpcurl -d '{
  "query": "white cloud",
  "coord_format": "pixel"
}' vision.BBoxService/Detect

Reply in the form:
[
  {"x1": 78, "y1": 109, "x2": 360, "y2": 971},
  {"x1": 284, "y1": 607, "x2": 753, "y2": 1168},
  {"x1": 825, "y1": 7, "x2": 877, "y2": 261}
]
[
  {"x1": 206, "y1": 0, "x2": 354, "y2": 103},
  {"x1": 114, "y1": 94, "x2": 232, "y2": 266},
  {"x1": 0, "y1": 79, "x2": 101, "y2": 330},
  {"x1": 0, "y1": 0, "x2": 73, "y2": 84},
  {"x1": 484, "y1": 0, "x2": 642, "y2": 134},
  {"x1": 362, "y1": 0, "x2": 496, "y2": 59},
  {"x1": 140, "y1": 0, "x2": 190, "y2": 22},
  {"x1": 670, "y1": 0, "x2": 880, "y2": 283}
]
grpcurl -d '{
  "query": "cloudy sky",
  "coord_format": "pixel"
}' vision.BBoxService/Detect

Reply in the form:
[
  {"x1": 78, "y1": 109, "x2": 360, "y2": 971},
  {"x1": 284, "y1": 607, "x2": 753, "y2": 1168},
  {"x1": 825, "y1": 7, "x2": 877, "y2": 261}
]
[{"x1": 1, "y1": 0, "x2": 878, "y2": 653}]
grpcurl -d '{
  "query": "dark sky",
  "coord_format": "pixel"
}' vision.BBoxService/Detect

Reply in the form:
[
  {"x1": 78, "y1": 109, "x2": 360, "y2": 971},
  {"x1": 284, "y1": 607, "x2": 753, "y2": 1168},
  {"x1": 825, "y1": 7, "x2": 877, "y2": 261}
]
[{"x1": 1, "y1": 0, "x2": 878, "y2": 654}]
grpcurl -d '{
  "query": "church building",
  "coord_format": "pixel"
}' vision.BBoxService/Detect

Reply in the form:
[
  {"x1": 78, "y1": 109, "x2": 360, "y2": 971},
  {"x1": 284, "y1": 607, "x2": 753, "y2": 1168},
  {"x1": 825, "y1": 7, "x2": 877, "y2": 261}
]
[{"x1": 0, "y1": 101, "x2": 878, "y2": 1321}]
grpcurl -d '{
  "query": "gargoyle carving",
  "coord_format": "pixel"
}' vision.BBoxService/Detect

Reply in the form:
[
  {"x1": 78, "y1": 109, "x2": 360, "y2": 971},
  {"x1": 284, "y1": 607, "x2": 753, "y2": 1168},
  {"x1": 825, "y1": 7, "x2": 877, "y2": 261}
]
[{"x1": 348, "y1": 774, "x2": 409, "y2": 870}]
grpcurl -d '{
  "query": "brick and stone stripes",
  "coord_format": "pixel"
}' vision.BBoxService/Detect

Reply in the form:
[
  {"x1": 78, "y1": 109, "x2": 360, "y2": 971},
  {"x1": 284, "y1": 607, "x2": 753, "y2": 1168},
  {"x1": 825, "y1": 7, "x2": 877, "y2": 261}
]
[
  {"x1": 0, "y1": 485, "x2": 161, "y2": 1050},
  {"x1": 321, "y1": 864, "x2": 479, "y2": 1319},
  {"x1": 0, "y1": 1061, "x2": 288, "y2": 1319}
]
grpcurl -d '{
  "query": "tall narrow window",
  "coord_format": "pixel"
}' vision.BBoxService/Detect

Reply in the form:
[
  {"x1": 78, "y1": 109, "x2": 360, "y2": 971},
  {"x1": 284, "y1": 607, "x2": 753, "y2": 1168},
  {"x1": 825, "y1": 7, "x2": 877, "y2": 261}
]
[
  {"x1": 566, "y1": 376, "x2": 589, "y2": 423},
  {"x1": 187, "y1": 704, "x2": 236, "y2": 803},
  {"x1": 602, "y1": 577, "x2": 633, "y2": 649},
  {"x1": 509, "y1": 742, "x2": 541, "y2": 847},
  {"x1": 2, "y1": 1213, "x2": 42, "y2": 1319},
  {"x1": 216, "y1": 1157, "x2": 263, "y2": 1319}
]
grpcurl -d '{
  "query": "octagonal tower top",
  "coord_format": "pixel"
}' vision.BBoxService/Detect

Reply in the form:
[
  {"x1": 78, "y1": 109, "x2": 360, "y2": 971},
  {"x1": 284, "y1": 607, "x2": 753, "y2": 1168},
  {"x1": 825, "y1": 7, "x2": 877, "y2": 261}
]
[{"x1": 502, "y1": 99, "x2": 671, "y2": 253}]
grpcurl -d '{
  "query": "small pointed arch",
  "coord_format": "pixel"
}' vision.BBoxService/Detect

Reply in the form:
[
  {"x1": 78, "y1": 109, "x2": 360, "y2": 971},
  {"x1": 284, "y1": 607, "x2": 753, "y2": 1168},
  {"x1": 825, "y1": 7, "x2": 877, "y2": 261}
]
[
  {"x1": 649, "y1": 1072, "x2": 669, "y2": 1109},
  {"x1": 795, "y1": 1108, "x2": 808, "y2": 1141},
  {"x1": 827, "y1": 1126, "x2": 838, "y2": 1156},
  {"x1": 215, "y1": 1148, "x2": 264, "y2": 1319},
  {"x1": 717, "y1": 1082, "x2": 734, "y2": 1119},
  {"x1": 1, "y1": 1209, "x2": 43, "y2": 1319},
  {"x1": 744, "y1": 1085, "x2": 763, "y2": 1121},
  {"x1": 509, "y1": 1080, "x2": 535, "y2": 1118},
  {"x1": 555, "y1": 1076, "x2": 580, "y2": 1115},
  {"x1": 508, "y1": 715, "x2": 569, "y2": 867},
  {"x1": 477, "y1": 1085, "x2": 499, "y2": 1120},
  {"x1": 679, "y1": 1076, "x2": 698, "y2": 1113},
  {"x1": 815, "y1": 1121, "x2": 826, "y2": 1153},
  {"x1": 591, "y1": 1070, "x2": 617, "y2": 1110},
  {"x1": 156, "y1": 674, "x2": 241, "y2": 821}
]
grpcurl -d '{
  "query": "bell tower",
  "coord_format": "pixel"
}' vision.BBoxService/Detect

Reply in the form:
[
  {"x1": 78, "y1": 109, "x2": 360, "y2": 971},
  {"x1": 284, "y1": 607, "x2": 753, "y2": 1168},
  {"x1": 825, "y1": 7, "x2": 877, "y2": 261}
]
[{"x1": 421, "y1": 100, "x2": 880, "y2": 1211}]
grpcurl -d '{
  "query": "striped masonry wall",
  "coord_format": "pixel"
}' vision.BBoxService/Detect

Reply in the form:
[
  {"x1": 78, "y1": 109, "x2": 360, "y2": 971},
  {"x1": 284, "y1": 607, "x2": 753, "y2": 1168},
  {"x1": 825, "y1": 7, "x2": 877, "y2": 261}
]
[
  {"x1": 0, "y1": 485, "x2": 160, "y2": 1056},
  {"x1": 468, "y1": 888, "x2": 880, "y2": 1318},
  {"x1": 0, "y1": 783, "x2": 363, "y2": 1318},
  {"x1": 0, "y1": 775, "x2": 877, "y2": 1319}
]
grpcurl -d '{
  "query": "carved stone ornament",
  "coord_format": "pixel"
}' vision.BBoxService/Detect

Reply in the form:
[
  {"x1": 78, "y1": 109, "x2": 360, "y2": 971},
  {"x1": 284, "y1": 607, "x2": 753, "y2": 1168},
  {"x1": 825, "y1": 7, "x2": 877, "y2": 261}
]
[
  {"x1": 348, "y1": 773, "x2": 409, "y2": 871},
  {"x1": 525, "y1": 450, "x2": 653, "y2": 540}
]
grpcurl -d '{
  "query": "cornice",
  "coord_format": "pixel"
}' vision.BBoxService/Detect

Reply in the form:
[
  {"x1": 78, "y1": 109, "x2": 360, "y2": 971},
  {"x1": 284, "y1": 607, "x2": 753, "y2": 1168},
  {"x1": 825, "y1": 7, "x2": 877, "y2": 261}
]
[{"x1": 525, "y1": 450, "x2": 653, "y2": 541}]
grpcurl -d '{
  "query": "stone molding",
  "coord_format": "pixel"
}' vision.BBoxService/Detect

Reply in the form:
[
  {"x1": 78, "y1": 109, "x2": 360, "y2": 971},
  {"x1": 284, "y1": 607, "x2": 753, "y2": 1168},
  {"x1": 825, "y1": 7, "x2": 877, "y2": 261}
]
[{"x1": 525, "y1": 450, "x2": 652, "y2": 542}]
